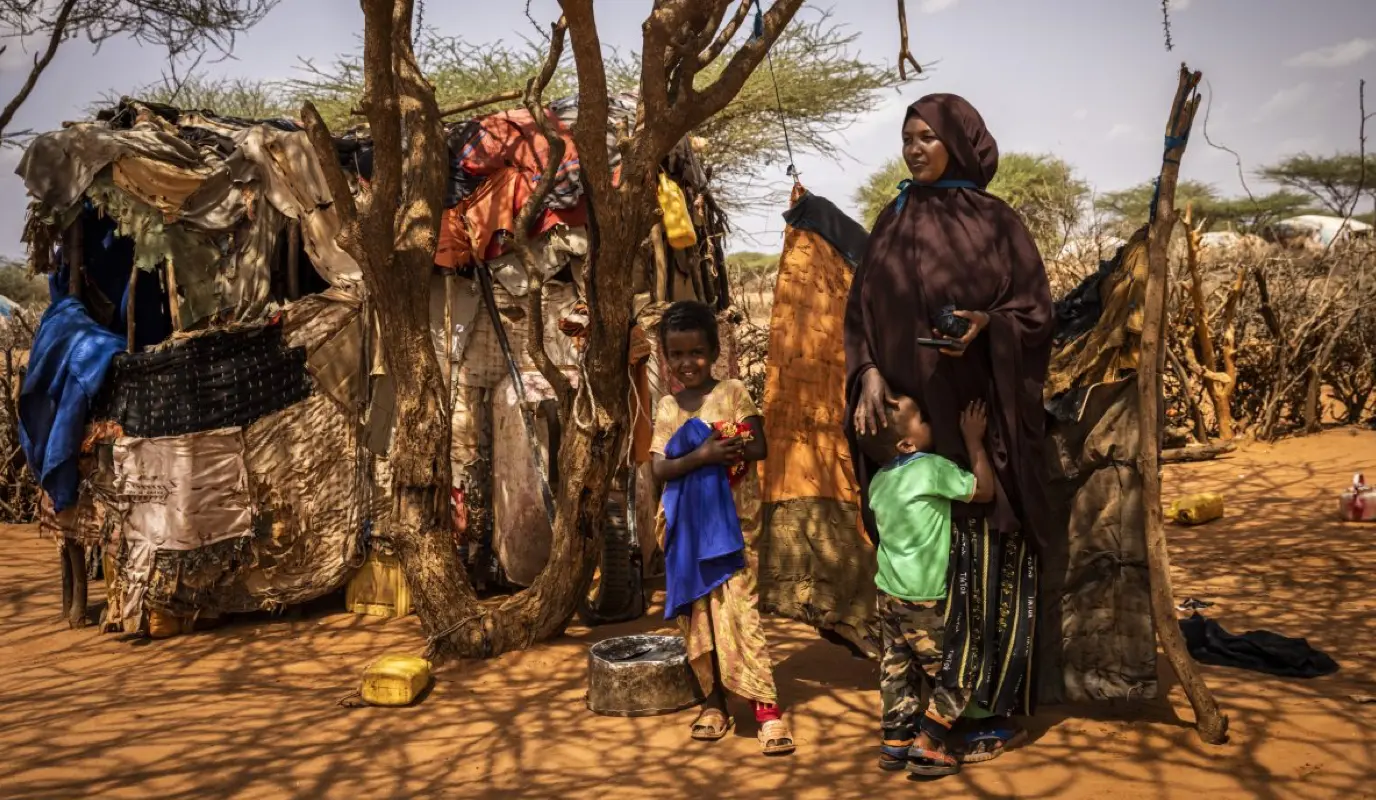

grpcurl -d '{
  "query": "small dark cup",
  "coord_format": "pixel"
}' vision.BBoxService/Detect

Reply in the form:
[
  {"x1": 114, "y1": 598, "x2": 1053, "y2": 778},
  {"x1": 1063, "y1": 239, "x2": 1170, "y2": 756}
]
[{"x1": 936, "y1": 305, "x2": 971, "y2": 338}]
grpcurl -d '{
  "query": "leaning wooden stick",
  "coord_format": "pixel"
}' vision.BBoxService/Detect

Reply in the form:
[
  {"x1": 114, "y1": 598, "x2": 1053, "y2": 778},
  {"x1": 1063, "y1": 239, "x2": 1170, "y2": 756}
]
[{"x1": 1139, "y1": 63, "x2": 1229, "y2": 745}]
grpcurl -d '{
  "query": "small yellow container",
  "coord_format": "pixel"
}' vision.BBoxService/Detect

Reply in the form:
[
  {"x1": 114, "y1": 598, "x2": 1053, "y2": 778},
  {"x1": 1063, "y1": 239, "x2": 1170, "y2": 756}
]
[
  {"x1": 346, "y1": 550, "x2": 413, "y2": 618},
  {"x1": 657, "y1": 173, "x2": 698, "y2": 250},
  {"x1": 1166, "y1": 492, "x2": 1225, "y2": 526},
  {"x1": 361, "y1": 654, "x2": 432, "y2": 706}
]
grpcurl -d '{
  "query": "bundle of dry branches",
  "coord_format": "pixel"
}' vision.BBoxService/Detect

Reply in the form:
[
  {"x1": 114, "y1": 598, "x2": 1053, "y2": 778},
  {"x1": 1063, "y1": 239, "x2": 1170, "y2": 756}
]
[{"x1": 0, "y1": 309, "x2": 38, "y2": 524}]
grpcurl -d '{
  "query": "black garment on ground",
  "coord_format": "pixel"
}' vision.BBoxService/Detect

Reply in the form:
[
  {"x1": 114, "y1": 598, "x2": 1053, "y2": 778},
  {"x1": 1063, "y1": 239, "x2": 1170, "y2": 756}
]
[
  {"x1": 1179, "y1": 614, "x2": 1339, "y2": 679},
  {"x1": 782, "y1": 192, "x2": 870, "y2": 269}
]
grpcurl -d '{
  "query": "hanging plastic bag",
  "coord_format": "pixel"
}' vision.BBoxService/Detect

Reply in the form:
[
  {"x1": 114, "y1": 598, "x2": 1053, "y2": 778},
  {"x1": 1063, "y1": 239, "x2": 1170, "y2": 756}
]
[{"x1": 657, "y1": 172, "x2": 698, "y2": 250}]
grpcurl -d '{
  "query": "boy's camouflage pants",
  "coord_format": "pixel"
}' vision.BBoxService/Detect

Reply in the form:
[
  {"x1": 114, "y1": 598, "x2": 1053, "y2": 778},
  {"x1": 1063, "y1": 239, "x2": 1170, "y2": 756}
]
[{"x1": 878, "y1": 592, "x2": 968, "y2": 740}]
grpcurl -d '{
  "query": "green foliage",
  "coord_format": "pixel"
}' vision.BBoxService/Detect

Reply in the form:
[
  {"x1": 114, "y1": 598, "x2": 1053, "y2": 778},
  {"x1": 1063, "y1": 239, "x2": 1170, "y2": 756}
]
[
  {"x1": 288, "y1": 14, "x2": 899, "y2": 205},
  {"x1": 289, "y1": 30, "x2": 585, "y2": 131},
  {"x1": 852, "y1": 157, "x2": 908, "y2": 229},
  {"x1": 0, "y1": 259, "x2": 49, "y2": 309},
  {"x1": 1258, "y1": 153, "x2": 1376, "y2": 215},
  {"x1": 853, "y1": 153, "x2": 1091, "y2": 256},
  {"x1": 1197, "y1": 191, "x2": 1315, "y2": 231},
  {"x1": 95, "y1": 74, "x2": 295, "y2": 120},
  {"x1": 987, "y1": 153, "x2": 1089, "y2": 255},
  {"x1": 727, "y1": 251, "x2": 779, "y2": 285},
  {"x1": 688, "y1": 12, "x2": 899, "y2": 204},
  {"x1": 1095, "y1": 180, "x2": 1219, "y2": 231},
  {"x1": 1096, "y1": 180, "x2": 1318, "y2": 234}
]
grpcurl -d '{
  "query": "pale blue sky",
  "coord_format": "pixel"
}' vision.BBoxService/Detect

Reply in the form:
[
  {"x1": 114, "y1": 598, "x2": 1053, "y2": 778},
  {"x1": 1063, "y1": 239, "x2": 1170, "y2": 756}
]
[{"x1": 1, "y1": 0, "x2": 1373, "y2": 255}]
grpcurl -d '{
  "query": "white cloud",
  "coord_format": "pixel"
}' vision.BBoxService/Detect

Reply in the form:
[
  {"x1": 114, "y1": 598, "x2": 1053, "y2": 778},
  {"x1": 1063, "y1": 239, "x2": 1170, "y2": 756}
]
[
  {"x1": 1168, "y1": 0, "x2": 1194, "y2": 10},
  {"x1": 920, "y1": 0, "x2": 960, "y2": 13},
  {"x1": 1255, "y1": 83, "x2": 1313, "y2": 120},
  {"x1": 1285, "y1": 38, "x2": 1375, "y2": 69},
  {"x1": 1072, "y1": 108, "x2": 1089, "y2": 121}
]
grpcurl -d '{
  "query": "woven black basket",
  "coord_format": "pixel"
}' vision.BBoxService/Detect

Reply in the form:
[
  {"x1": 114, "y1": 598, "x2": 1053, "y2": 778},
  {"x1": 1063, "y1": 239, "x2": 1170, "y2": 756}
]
[{"x1": 98, "y1": 324, "x2": 311, "y2": 438}]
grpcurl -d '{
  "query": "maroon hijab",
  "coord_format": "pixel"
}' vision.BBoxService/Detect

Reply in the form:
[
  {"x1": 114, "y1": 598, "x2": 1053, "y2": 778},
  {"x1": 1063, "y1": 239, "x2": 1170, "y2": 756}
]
[{"x1": 844, "y1": 93, "x2": 1054, "y2": 547}]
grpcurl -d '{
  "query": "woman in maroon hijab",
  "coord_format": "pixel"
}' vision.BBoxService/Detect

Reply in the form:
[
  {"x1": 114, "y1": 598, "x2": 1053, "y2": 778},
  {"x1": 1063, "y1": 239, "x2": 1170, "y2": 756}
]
[{"x1": 844, "y1": 94, "x2": 1054, "y2": 764}]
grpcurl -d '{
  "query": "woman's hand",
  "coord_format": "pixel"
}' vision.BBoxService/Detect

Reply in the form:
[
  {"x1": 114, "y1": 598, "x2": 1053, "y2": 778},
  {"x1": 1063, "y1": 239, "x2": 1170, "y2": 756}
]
[
  {"x1": 853, "y1": 367, "x2": 897, "y2": 437},
  {"x1": 938, "y1": 310, "x2": 991, "y2": 357},
  {"x1": 694, "y1": 430, "x2": 746, "y2": 465}
]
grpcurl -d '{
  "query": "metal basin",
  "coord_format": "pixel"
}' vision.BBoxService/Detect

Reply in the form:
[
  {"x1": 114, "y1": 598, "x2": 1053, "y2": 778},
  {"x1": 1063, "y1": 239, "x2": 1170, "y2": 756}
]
[{"x1": 587, "y1": 634, "x2": 704, "y2": 717}]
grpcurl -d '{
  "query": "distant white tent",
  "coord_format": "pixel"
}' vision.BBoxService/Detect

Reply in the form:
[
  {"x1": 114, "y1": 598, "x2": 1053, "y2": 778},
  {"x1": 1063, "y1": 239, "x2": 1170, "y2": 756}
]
[
  {"x1": 1273, "y1": 215, "x2": 1373, "y2": 247},
  {"x1": 1057, "y1": 235, "x2": 1127, "y2": 262}
]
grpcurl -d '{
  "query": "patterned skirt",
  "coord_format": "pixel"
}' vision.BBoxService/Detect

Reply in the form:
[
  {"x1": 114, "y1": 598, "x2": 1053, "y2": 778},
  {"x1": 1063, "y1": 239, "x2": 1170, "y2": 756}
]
[{"x1": 937, "y1": 515, "x2": 1039, "y2": 717}]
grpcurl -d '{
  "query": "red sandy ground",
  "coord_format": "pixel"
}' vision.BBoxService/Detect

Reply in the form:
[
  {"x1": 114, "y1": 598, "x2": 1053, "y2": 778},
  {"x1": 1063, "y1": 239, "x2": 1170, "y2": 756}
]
[{"x1": 1, "y1": 430, "x2": 1373, "y2": 799}]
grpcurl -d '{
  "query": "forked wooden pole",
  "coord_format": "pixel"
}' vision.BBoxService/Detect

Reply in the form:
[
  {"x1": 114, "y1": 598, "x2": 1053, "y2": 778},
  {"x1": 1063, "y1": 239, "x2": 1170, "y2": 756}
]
[{"x1": 1139, "y1": 63, "x2": 1229, "y2": 745}]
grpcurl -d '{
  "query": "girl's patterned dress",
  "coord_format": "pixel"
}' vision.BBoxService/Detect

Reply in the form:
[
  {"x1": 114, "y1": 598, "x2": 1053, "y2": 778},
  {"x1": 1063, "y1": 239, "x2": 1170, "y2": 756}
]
[{"x1": 650, "y1": 378, "x2": 779, "y2": 705}]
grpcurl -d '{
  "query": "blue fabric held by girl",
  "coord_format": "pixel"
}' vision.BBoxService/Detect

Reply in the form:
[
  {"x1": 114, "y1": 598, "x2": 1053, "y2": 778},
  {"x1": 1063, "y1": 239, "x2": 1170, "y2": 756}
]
[{"x1": 661, "y1": 417, "x2": 746, "y2": 620}]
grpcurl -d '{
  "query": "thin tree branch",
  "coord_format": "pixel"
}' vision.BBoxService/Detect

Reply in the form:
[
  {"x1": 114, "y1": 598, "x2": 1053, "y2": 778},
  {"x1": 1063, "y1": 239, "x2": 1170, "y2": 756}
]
[
  {"x1": 680, "y1": 0, "x2": 805, "y2": 134},
  {"x1": 558, "y1": 0, "x2": 612, "y2": 201},
  {"x1": 0, "y1": 0, "x2": 78, "y2": 137},
  {"x1": 702, "y1": 0, "x2": 751, "y2": 66},
  {"x1": 299, "y1": 101, "x2": 365, "y2": 266},
  {"x1": 439, "y1": 88, "x2": 522, "y2": 119},
  {"x1": 509, "y1": 16, "x2": 574, "y2": 404},
  {"x1": 896, "y1": 0, "x2": 921, "y2": 79}
]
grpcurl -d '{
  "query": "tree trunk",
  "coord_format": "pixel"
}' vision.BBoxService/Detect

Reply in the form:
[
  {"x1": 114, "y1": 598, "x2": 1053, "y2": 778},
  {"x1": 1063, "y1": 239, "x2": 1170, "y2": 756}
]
[
  {"x1": 301, "y1": 0, "x2": 807, "y2": 660},
  {"x1": 1139, "y1": 65, "x2": 1228, "y2": 746}
]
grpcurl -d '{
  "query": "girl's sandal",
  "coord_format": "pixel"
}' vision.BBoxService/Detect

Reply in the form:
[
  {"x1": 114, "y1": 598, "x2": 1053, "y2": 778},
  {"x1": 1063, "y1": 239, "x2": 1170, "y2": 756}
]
[
  {"x1": 908, "y1": 746, "x2": 961, "y2": 778},
  {"x1": 690, "y1": 708, "x2": 733, "y2": 741},
  {"x1": 758, "y1": 719, "x2": 796, "y2": 755},
  {"x1": 959, "y1": 726, "x2": 1028, "y2": 764},
  {"x1": 879, "y1": 742, "x2": 913, "y2": 771}
]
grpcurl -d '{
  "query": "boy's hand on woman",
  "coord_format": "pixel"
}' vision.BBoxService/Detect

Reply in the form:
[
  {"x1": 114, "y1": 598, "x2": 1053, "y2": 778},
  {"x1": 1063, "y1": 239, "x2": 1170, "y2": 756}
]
[{"x1": 960, "y1": 400, "x2": 988, "y2": 445}]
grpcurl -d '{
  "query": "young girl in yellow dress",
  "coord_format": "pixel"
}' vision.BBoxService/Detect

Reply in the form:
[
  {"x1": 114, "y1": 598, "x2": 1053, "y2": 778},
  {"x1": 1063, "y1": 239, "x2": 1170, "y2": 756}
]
[{"x1": 649, "y1": 300, "x2": 795, "y2": 756}]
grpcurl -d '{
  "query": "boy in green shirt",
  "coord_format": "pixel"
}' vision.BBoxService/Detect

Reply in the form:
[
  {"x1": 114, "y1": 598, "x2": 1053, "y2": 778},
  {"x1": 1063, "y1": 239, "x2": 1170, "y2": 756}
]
[{"x1": 858, "y1": 394, "x2": 993, "y2": 778}]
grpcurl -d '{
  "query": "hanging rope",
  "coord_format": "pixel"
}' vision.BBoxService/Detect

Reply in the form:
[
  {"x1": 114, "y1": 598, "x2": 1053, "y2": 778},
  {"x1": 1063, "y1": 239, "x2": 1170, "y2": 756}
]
[{"x1": 751, "y1": 0, "x2": 799, "y2": 184}]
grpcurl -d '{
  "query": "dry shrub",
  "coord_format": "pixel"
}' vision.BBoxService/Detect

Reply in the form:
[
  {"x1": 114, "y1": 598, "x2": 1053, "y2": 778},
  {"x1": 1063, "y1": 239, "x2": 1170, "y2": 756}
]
[
  {"x1": 1162, "y1": 233, "x2": 1376, "y2": 443},
  {"x1": 0, "y1": 307, "x2": 39, "y2": 523}
]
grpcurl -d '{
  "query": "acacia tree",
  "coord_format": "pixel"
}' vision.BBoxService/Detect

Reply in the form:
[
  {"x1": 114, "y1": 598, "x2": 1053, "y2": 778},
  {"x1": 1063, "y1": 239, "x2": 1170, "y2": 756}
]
[
  {"x1": 1097, "y1": 179, "x2": 1315, "y2": 234},
  {"x1": 0, "y1": 0, "x2": 277, "y2": 140},
  {"x1": 289, "y1": 10, "x2": 898, "y2": 210},
  {"x1": 300, "y1": 0, "x2": 809, "y2": 659},
  {"x1": 1259, "y1": 153, "x2": 1376, "y2": 216}
]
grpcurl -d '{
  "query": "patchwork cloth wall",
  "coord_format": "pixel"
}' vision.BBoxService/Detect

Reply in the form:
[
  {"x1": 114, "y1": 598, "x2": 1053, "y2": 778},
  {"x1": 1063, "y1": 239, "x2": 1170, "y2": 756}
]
[{"x1": 756, "y1": 193, "x2": 878, "y2": 656}]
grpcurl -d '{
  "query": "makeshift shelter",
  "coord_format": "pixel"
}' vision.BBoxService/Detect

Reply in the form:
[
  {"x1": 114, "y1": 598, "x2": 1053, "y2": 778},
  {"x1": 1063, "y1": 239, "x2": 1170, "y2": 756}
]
[
  {"x1": 16, "y1": 95, "x2": 735, "y2": 633},
  {"x1": 1038, "y1": 227, "x2": 1158, "y2": 703},
  {"x1": 756, "y1": 205, "x2": 1158, "y2": 703}
]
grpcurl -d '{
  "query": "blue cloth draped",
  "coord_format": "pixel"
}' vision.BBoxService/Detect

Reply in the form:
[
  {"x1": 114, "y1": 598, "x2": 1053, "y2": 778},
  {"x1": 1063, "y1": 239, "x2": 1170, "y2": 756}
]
[
  {"x1": 19, "y1": 296, "x2": 125, "y2": 512},
  {"x1": 662, "y1": 418, "x2": 746, "y2": 620}
]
